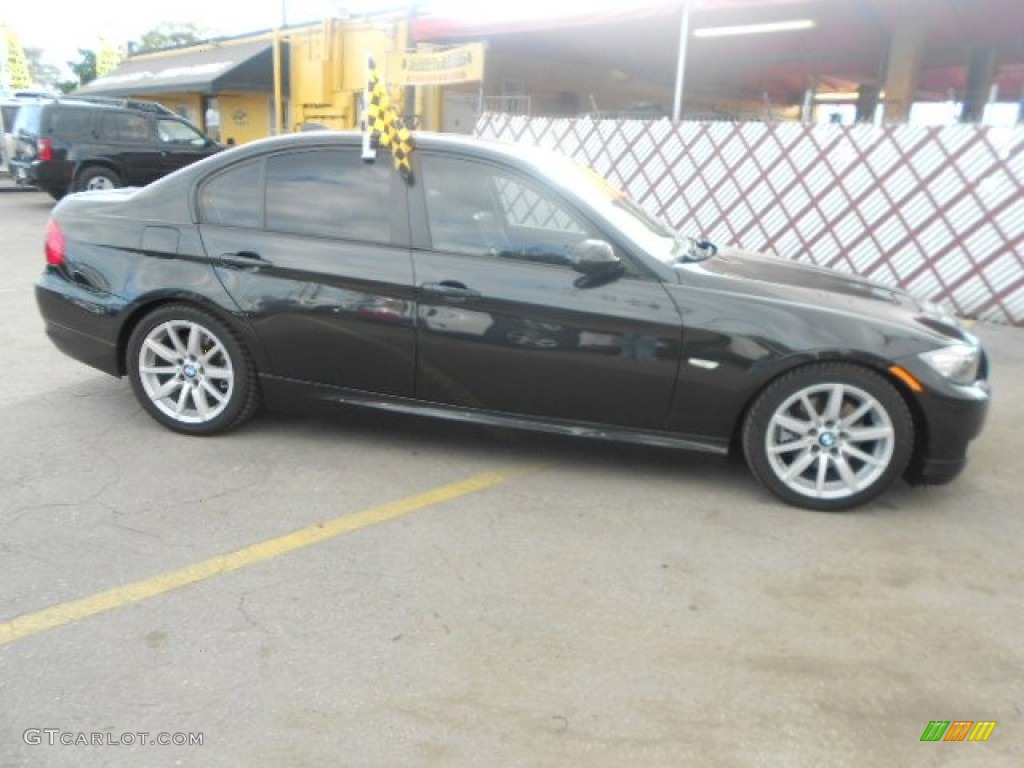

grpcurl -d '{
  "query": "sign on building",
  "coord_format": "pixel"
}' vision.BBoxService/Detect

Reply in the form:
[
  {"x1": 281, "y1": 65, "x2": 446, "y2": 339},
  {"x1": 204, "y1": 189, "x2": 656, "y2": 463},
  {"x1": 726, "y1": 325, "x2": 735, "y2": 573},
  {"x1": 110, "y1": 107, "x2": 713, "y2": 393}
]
[{"x1": 388, "y1": 44, "x2": 485, "y2": 86}]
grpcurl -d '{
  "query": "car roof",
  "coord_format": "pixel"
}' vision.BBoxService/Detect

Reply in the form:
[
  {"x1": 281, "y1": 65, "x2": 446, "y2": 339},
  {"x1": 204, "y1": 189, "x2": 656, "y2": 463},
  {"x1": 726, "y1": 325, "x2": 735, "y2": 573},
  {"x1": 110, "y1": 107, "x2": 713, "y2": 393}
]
[
  {"x1": 209, "y1": 130, "x2": 562, "y2": 171},
  {"x1": 27, "y1": 96, "x2": 177, "y2": 116}
]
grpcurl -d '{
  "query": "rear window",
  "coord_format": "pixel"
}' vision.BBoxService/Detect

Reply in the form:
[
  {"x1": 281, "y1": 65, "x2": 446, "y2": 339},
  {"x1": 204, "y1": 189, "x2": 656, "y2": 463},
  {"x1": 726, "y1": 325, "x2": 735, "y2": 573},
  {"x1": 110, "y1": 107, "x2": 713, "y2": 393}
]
[
  {"x1": 12, "y1": 103, "x2": 41, "y2": 134},
  {"x1": 50, "y1": 107, "x2": 94, "y2": 138}
]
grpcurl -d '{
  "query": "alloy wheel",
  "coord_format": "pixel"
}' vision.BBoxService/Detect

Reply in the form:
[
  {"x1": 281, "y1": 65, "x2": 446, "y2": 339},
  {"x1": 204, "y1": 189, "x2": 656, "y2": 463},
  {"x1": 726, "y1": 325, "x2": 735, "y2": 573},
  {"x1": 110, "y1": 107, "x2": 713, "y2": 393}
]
[
  {"x1": 137, "y1": 319, "x2": 235, "y2": 425},
  {"x1": 764, "y1": 382, "x2": 895, "y2": 501}
]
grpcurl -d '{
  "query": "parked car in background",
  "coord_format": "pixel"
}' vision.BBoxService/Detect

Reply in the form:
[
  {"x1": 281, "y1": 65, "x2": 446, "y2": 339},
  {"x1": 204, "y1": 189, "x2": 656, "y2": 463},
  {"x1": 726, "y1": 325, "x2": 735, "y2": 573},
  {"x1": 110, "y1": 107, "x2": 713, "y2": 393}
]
[
  {"x1": 2, "y1": 92, "x2": 58, "y2": 177},
  {"x1": 1, "y1": 99, "x2": 17, "y2": 175},
  {"x1": 8, "y1": 96, "x2": 220, "y2": 200},
  {"x1": 34, "y1": 132, "x2": 990, "y2": 511}
]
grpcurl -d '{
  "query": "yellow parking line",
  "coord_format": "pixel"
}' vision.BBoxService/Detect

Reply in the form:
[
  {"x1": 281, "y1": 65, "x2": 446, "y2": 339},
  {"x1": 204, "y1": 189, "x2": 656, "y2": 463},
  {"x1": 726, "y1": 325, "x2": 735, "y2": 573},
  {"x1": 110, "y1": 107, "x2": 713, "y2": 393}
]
[{"x1": 0, "y1": 464, "x2": 539, "y2": 647}]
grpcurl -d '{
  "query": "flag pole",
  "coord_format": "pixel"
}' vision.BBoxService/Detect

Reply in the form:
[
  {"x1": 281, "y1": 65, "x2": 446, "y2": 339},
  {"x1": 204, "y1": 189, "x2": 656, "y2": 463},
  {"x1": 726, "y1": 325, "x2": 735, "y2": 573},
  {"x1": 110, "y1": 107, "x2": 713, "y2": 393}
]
[{"x1": 362, "y1": 53, "x2": 376, "y2": 161}]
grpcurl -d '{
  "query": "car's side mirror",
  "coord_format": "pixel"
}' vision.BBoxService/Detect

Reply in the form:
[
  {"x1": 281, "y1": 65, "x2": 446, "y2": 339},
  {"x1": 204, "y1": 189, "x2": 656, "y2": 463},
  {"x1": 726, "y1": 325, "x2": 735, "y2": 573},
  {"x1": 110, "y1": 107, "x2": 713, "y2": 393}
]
[{"x1": 571, "y1": 239, "x2": 623, "y2": 280}]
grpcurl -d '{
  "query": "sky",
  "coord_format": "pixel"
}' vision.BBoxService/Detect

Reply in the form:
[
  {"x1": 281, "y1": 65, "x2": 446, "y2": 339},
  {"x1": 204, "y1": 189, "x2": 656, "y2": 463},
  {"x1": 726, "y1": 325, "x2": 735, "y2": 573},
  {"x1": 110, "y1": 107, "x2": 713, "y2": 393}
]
[
  {"x1": 2, "y1": 0, "x2": 354, "y2": 66},
  {"x1": 2, "y1": 0, "x2": 666, "y2": 72}
]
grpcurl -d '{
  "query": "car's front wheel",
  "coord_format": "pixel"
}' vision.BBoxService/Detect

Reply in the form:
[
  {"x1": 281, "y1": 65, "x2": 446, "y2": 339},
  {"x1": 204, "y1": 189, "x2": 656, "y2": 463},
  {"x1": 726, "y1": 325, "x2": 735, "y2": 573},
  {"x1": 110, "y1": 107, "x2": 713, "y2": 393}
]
[
  {"x1": 126, "y1": 305, "x2": 260, "y2": 435},
  {"x1": 743, "y1": 363, "x2": 914, "y2": 511},
  {"x1": 76, "y1": 166, "x2": 122, "y2": 192}
]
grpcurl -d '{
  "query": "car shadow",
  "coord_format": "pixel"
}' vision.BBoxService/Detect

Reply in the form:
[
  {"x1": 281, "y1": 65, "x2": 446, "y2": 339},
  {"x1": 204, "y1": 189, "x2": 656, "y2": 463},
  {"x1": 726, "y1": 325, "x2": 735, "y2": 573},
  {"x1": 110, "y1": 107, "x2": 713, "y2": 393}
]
[{"x1": 250, "y1": 402, "x2": 759, "y2": 498}]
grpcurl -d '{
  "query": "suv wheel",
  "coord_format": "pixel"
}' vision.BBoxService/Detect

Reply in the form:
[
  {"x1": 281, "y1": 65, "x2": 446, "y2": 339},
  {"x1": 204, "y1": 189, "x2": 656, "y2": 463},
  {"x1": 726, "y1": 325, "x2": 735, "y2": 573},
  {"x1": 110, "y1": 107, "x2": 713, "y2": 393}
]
[{"x1": 77, "y1": 166, "x2": 122, "y2": 192}]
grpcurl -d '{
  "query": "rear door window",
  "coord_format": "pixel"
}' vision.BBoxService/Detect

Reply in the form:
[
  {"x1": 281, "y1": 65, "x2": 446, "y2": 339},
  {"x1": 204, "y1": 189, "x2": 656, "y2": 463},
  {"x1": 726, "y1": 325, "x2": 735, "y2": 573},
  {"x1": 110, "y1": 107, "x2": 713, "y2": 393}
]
[
  {"x1": 265, "y1": 149, "x2": 393, "y2": 243},
  {"x1": 101, "y1": 112, "x2": 152, "y2": 143}
]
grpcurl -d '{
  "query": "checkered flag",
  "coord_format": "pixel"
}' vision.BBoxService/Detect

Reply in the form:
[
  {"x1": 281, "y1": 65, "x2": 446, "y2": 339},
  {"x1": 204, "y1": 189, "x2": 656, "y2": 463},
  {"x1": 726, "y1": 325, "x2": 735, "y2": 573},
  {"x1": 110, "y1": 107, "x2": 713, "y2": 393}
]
[{"x1": 365, "y1": 55, "x2": 414, "y2": 182}]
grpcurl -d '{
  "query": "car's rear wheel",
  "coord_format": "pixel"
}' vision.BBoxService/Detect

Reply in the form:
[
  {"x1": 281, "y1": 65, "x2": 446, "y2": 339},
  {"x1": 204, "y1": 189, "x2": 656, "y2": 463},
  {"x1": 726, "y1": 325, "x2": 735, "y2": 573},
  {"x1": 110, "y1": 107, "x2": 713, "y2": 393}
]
[
  {"x1": 77, "y1": 166, "x2": 122, "y2": 192},
  {"x1": 743, "y1": 363, "x2": 913, "y2": 511},
  {"x1": 46, "y1": 187, "x2": 67, "y2": 201},
  {"x1": 127, "y1": 305, "x2": 260, "y2": 435}
]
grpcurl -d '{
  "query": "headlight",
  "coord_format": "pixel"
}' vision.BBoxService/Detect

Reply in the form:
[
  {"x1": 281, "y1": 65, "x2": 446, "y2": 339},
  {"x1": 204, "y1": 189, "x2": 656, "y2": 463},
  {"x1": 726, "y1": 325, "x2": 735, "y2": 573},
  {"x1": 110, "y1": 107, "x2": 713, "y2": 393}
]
[{"x1": 919, "y1": 344, "x2": 980, "y2": 385}]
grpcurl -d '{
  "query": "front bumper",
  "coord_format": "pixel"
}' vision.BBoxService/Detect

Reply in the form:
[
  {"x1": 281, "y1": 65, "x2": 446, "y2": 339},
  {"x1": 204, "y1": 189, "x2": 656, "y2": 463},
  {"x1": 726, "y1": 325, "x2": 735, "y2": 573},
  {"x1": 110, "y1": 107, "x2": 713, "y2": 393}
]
[{"x1": 900, "y1": 363, "x2": 990, "y2": 486}]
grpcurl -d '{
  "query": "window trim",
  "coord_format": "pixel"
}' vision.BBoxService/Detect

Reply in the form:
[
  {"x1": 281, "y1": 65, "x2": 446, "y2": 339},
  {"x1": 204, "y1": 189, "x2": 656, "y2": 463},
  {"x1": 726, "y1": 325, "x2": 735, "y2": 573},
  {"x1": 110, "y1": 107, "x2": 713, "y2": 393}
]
[{"x1": 195, "y1": 146, "x2": 410, "y2": 248}]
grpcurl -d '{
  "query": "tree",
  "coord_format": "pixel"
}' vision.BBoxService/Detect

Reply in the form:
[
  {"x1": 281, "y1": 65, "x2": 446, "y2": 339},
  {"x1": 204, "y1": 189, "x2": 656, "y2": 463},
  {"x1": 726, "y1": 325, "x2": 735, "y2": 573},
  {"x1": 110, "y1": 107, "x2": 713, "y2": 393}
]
[
  {"x1": 130, "y1": 23, "x2": 206, "y2": 54},
  {"x1": 66, "y1": 48, "x2": 97, "y2": 88},
  {"x1": 3, "y1": 24, "x2": 32, "y2": 89}
]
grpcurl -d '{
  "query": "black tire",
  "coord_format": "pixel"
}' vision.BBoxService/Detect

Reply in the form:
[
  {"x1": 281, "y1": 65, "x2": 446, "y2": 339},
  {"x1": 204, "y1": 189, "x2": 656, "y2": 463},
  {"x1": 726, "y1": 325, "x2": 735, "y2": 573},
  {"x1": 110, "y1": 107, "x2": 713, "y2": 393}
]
[
  {"x1": 126, "y1": 304, "x2": 260, "y2": 436},
  {"x1": 76, "y1": 166, "x2": 123, "y2": 193},
  {"x1": 46, "y1": 187, "x2": 67, "y2": 201},
  {"x1": 742, "y1": 363, "x2": 914, "y2": 511}
]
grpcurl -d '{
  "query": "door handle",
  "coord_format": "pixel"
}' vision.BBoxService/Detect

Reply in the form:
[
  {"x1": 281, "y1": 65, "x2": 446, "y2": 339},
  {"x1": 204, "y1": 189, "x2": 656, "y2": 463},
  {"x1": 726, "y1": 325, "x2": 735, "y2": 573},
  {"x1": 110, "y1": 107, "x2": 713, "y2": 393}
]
[
  {"x1": 420, "y1": 281, "x2": 481, "y2": 301},
  {"x1": 218, "y1": 250, "x2": 272, "y2": 269}
]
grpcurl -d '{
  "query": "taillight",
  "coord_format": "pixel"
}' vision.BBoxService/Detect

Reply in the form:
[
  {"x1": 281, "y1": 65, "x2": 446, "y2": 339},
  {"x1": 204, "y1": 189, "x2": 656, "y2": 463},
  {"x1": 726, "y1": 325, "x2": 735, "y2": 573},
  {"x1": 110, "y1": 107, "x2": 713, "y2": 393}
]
[
  {"x1": 38, "y1": 137, "x2": 53, "y2": 162},
  {"x1": 45, "y1": 219, "x2": 66, "y2": 267}
]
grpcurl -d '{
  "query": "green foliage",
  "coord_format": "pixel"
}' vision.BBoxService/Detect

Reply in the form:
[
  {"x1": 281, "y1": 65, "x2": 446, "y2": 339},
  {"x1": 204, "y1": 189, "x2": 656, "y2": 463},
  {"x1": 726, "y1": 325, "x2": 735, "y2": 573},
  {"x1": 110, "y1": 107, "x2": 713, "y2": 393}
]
[
  {"x1": 67, "y1": 48, "x2": 97, "y2": 87},
  {"x1": 131, "y1": 23, "x2": 207, "y2": 54}
]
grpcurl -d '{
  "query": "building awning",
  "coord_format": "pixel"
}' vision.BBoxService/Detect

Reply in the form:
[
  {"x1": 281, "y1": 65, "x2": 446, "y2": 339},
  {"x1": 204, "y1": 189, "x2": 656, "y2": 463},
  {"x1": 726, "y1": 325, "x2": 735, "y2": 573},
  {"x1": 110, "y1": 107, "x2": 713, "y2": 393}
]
[
  {"x1": 77, "y1": 39, "x2": 288, "y2": 97},
  {"x1": 414, "y1": 0, "x2": 1024, "y2": 103}
]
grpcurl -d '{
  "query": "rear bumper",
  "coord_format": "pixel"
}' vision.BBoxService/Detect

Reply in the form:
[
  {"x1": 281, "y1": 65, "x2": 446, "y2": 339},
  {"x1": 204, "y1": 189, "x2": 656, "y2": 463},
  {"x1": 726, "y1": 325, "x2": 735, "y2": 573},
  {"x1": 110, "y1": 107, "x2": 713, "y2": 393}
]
[
  {"x1": 36, "y1": 272, "x2": 125, "y2": 378},
  {"x1": 8, "y1": 159, "x2": 68, "y2": 190}
]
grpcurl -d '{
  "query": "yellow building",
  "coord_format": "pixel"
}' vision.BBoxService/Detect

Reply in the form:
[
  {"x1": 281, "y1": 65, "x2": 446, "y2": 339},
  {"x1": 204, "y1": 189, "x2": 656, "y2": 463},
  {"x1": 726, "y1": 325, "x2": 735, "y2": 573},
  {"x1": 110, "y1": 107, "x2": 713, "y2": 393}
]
[{"x1": 78, "y1": 19, "x2": 411, "y2": 144}]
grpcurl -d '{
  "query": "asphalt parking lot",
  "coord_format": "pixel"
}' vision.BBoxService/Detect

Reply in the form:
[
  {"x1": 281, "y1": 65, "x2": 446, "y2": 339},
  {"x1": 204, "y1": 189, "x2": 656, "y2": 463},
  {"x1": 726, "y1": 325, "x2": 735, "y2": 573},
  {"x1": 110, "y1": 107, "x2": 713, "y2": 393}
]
[{"x1": 0, "y1": 176, "x2": 1021, "y2": 767}]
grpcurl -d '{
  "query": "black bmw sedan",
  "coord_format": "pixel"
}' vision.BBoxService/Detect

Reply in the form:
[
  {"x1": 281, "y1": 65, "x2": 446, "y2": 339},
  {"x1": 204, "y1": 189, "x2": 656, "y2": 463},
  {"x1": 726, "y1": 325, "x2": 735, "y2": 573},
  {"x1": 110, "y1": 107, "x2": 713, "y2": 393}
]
[{"x1": 36, "y1": 131, "x2": 989, "y2": 511}]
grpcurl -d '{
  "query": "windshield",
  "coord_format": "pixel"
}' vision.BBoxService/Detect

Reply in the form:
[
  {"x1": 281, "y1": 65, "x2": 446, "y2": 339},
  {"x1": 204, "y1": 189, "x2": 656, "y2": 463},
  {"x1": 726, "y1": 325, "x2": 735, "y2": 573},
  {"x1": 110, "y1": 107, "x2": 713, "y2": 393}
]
[{"x1": 540, "y1": 153, "x2": 716, "y2": 264}]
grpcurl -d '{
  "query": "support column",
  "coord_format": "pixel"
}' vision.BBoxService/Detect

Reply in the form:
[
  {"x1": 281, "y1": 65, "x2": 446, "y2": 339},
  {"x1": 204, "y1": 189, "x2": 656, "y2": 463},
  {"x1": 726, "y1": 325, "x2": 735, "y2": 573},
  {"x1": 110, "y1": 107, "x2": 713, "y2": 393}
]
[
  {"x1": 960, "y1": 46, "x2": 998, "y2": 123},
  {"x1": 856, "y1": 84, "x2": 880, "y2": 123},
  {"x1": 272, "y1": 28, "x2": 284, "y2": 135},
  {"x1": 882, "y1": 21, "x2": 926, "y2": 123},
  {"x1": 672, "y1": 2, "x2": 692, "y2": 122},
  {"x1": 801, "y1": 82, "x2": 817, "y2": 124}
]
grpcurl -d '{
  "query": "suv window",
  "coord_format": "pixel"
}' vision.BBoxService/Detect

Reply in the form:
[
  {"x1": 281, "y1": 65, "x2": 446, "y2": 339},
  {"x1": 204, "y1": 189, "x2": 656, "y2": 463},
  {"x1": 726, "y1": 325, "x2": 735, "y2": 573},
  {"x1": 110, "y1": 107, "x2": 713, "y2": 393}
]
[
  {"x1": 157, "y1": 119, "x2": 207, "y2": 146},
  {"x1": 101, "y1": 112, "x2": 152, "y2": 143},
  {"x1": 199, "y1": 160, "x2": 264, "y2": 229},
  {"x1": 265, "y1": 150, "x2": 393, "y2": 243},
  {"x1": 51, "y1": 107, "x2": 93, "y2": 138}
]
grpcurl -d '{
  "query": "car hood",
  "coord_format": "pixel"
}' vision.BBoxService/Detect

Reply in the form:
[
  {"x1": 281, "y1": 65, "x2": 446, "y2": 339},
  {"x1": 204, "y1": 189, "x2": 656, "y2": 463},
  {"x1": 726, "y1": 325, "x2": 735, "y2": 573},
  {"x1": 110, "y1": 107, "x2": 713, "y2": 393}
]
[{"x1": 675, "y1": 246, "x2": 967, "y2": 340}]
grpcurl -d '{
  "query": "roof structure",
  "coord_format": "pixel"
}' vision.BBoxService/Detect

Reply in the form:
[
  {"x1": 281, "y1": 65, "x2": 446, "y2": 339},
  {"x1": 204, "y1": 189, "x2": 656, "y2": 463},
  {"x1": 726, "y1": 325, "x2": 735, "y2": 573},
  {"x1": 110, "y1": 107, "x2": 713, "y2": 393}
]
[
  {"x1": 414, "y1": 0, "x2": 1024, "y2": 104},
  {"x1": 77, "y1": 39, "x2": 288, "y2": 97}
]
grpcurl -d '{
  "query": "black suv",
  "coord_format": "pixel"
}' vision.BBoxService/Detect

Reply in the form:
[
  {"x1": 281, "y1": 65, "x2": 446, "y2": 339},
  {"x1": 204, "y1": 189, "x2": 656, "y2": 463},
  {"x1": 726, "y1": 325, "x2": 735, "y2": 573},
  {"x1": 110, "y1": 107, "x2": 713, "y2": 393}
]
[{"x1": 9, "y1": 97, "x2": 221, "y2": 200}]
